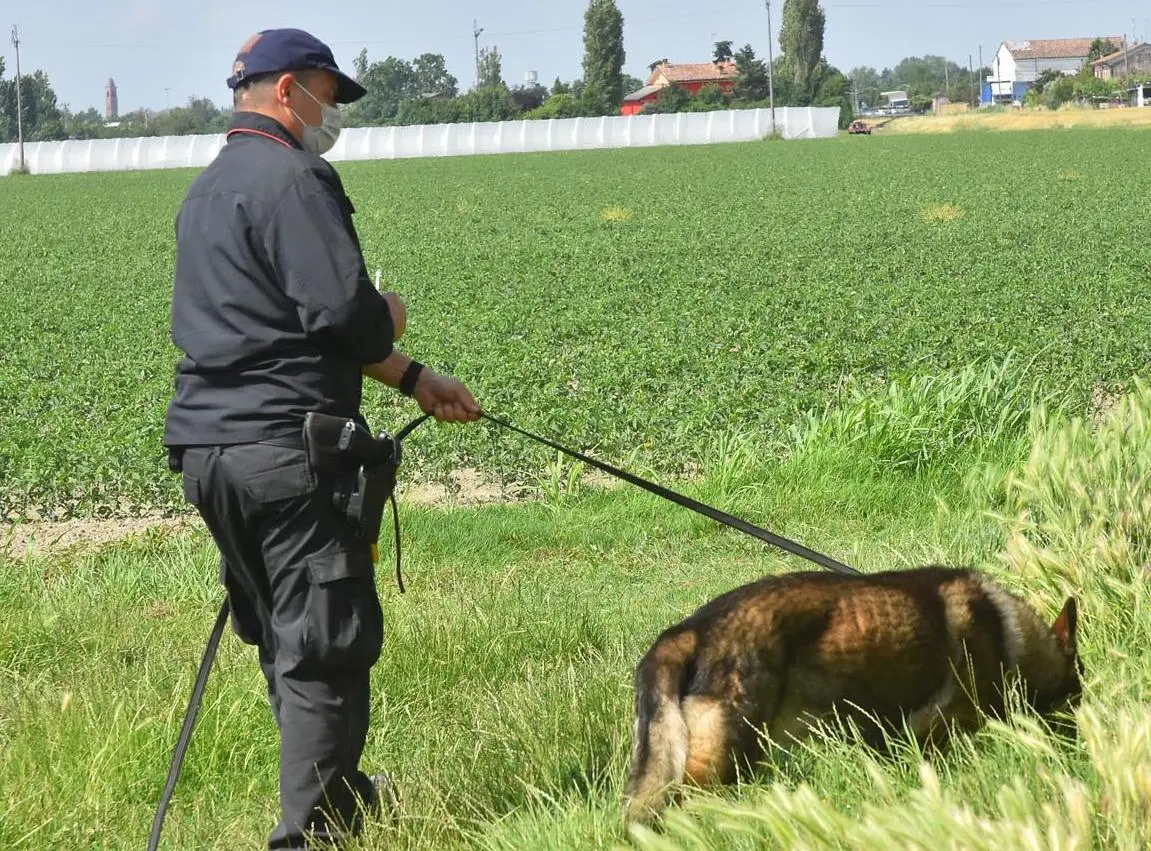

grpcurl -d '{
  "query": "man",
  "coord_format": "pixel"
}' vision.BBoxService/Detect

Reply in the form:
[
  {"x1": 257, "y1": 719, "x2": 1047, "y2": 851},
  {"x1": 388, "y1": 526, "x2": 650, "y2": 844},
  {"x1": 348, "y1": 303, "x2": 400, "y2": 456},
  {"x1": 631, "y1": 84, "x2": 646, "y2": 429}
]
[{"x1": 162, "y1": 28, "x2": 481, "y2": 849}]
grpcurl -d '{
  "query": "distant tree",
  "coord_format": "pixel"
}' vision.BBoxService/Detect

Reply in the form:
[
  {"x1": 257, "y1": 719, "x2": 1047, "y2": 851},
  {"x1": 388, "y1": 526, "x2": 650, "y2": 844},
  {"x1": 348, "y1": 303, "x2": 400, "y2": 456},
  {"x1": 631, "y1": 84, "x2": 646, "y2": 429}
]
[
  {"x1": 641, "y1": 83, "x2": 691, "y2": 114},
  {"x1": 622, "y1": 74, "x2": 645, "y2": 95},
  {"x1": 780, "y1": 0, "x2": 826, "y2": 97},
  {"x1": 810, "y1": 61, "x2": 854, "y2": 127},
  {"x1": 395, "y1": 96, "x2": 465, "y2": 126},
  {"x1": 1074, "y1": 75, "x2": 1119, "y2": 102},
  {"x1": 733, "y1": 44, "x2": 770, "y2": 103},
  {"x1": 581, "y1": 0, "x2": 626, "y2": 115},
  {"x1": 344, "y1": 54, "x2": 419, "y2": 125},
  {"x1": 0, "y1": 66, "x2": 67, "y2": 142},
  {"x1": 697, "y1": 83, "x2": 727, "y2": 106},
  {"x1": 509, "y1": 82, "x2": 549, "y2": 113},
  {"x1": 1032, "y1": 68, "x2": 1065, "y2": 93},
  {"x1": 463, "y1": 84, "x2": 518, "y2": 121},
  {"x1": 477, "y1": 46, "x2": 504, "y2": 90},
  {"x1": 1088, "y1": 38, "x2": 1120, "y2": 62},
  {"x1": 910, "y1": 94, "x2": 934, "y2": 113},
  {"x1": 1046, "y1": 75, "x2": 1076, "y2": 108},
  {"x1": 524, "y1": 92, "x2": 584, "y2": 120},
  {"x1": 412, "y1": 53, "x2": 459, "y2": 98},
  {"x1": 713, "y1": 40, "x2": 734, "y2": 65}
]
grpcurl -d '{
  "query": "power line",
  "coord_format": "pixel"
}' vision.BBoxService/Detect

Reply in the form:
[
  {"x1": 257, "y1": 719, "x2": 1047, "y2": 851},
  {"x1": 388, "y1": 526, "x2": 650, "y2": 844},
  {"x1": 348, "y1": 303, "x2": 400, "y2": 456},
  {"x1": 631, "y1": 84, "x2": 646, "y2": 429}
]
[
  {"x1": 17, "y1": 0, "x2": 1121, "y2": 53},
  {"x1": 826, "y1": 0, "x2": 1093, "y2": 6},
  {"x1": 31, "y1": 4, "x2": 753, "y2": 52}
]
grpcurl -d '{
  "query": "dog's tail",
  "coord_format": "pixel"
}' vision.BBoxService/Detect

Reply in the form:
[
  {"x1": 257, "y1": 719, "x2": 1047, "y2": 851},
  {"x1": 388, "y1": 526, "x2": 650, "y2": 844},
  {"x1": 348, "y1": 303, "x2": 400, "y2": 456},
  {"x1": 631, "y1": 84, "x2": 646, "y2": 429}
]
[{"x1": 623, "y1": 628, "x2": 699, "y2": 826}]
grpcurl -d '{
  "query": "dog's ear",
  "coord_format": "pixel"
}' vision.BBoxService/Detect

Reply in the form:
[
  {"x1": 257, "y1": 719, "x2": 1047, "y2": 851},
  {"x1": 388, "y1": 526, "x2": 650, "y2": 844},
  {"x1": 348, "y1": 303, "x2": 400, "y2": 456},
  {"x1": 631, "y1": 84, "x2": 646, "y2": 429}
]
[{"x1": 1052, "y1": 597, "x2": 1078, "y2": 655}]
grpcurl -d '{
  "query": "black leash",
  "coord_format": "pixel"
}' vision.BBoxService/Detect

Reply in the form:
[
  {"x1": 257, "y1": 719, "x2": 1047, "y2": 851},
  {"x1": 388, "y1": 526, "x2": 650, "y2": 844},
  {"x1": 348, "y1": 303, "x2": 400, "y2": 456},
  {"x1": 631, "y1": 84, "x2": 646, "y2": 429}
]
[
  {"x1": 473, "y1": 412, "x2": 859, "y2": 577},
  {"x1": 148, "y1": 410, "x2": 856, "y2": 849},
  {"x1": 146, "y1": 598, "x2": 230, "y2": 851},
  {"x1": 388, "y1": 412, "x2": 431, "y2": 594}
]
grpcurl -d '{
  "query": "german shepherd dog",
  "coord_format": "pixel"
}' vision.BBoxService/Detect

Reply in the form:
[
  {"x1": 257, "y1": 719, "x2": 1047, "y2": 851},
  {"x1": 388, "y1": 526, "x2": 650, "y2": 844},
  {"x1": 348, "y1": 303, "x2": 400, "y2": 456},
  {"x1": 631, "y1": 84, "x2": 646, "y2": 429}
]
[{"x1": 622, "y1": 566, "x2": 1083, "y2": 826}]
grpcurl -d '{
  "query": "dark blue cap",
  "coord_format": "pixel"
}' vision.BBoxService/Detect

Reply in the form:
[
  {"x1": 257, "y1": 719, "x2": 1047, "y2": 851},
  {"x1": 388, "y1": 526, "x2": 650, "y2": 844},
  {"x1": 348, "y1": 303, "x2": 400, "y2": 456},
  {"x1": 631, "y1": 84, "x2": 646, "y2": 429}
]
[{"x1": 226, "y1": 28, "x2": 367, "y2": 104}]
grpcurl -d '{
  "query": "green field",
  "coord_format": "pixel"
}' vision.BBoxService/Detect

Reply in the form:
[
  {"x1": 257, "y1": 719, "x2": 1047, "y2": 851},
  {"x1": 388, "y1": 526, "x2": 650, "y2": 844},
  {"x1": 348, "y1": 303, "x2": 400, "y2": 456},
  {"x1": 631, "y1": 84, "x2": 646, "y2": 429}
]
[
  {"x1": 2, "y1": 128, "x2": 1150, "y2": 521},
  {"x1": 3, "y1": 128, "x2": 1151, "y2": 849}
]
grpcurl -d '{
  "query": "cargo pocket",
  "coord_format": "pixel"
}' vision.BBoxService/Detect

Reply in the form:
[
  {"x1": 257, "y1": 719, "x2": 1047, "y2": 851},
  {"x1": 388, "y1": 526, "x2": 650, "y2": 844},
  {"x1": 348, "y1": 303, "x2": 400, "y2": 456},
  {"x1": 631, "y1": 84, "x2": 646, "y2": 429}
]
[
  {"x1": 301, "y1": 547, "x2": 383, "y2": 672},
  {"x1": 244, "y1": 458, "x2": 314, "y2": 505}
]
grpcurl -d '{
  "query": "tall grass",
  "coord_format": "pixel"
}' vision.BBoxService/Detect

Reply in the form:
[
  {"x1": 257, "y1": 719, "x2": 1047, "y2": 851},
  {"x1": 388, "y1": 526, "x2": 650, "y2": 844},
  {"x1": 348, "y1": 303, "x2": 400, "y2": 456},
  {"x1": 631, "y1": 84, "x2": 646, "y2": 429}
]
[
  {"x1": 628, "y1": 373, "x2": 1151, "y2": 851},
  {"x1": 790, "y1": 353, "x2": 1056, "y2": 474}
]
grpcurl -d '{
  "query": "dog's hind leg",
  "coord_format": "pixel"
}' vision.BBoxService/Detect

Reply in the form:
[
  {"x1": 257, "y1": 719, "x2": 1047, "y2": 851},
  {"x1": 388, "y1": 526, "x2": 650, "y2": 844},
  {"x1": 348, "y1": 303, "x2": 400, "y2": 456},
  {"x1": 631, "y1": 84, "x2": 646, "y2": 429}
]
[
  {"x1": 682, "y1": 696, "x2": 736, "y2": 788},
  {"x1": 623, "y1": 631, "x2": 698, "y2": 827},
  {"x1": 623, "y1": 692, "x2": 689, "y2": 826}
]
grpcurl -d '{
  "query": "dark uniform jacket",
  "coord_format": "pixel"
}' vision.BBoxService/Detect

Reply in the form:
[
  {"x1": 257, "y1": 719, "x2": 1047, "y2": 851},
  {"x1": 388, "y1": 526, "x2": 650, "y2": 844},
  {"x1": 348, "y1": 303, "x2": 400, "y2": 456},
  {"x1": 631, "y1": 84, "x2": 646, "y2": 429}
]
[{"x1": 163, "y1": 111, "x2": 395, "y2": 448}]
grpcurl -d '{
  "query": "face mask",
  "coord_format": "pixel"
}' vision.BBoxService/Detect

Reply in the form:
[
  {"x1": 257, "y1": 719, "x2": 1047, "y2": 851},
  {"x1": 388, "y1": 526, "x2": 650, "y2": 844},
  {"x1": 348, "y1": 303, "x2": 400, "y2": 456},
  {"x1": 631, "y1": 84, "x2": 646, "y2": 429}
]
[{"x1": 290, "y1": 81, "x2": 341, "y2": 156}]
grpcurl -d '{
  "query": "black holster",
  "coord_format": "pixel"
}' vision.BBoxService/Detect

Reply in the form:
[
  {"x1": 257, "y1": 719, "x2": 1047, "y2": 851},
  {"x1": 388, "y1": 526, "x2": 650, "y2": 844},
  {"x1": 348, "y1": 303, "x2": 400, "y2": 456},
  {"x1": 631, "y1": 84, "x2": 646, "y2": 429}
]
[{"x1": 303, "y1": 412, "x2": 401, "y2": 545}]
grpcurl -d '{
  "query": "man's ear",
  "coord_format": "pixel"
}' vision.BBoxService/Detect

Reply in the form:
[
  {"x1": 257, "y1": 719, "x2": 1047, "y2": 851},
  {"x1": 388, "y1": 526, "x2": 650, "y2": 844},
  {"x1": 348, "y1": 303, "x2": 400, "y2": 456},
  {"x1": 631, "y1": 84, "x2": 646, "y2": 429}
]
[{"x1": 274, "y1": 72, "x2": 297, "y2": 105}]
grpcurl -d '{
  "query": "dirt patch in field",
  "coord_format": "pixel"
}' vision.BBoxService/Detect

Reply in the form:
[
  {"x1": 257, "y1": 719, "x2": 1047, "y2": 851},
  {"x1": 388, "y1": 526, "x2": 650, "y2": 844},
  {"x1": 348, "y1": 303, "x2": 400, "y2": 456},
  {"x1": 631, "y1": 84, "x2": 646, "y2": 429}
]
[
  {"x1": 1, "y1": 466, "x2": 643, "y2": 560},
  {"x1": 921, "y1": 203, "x2": 965, "y2": 223},
  {"x1": 1088, "y1": 384, "x2": 1126, "y2": 429},
  {"x1": 2, "y1": 514, "x2": 196, "y2": 560},
  {"x1": 400, "y1": 467, "x2": 530, "y2": 506},
  {"x1": 2, "y1": 469, "x2": 532, "y2": 559}
]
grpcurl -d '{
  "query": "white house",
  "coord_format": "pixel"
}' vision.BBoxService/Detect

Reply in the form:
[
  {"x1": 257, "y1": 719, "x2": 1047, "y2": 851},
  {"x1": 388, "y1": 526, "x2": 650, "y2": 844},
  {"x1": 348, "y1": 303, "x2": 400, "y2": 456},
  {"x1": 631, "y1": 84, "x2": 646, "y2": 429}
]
[{"x1": 983, "y1": 37, "x2": 1124, "y2": 104}]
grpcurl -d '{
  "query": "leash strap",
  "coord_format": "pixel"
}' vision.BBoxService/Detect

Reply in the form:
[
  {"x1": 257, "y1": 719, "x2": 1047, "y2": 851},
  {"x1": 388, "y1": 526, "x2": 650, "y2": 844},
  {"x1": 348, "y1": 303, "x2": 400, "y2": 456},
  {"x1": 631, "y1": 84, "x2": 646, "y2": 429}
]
[
  {"x1": 392, "y1": 409, "x2": 857, "y2": 576},
  {"x1": 146, "y1": 596, "x2": 230, "y2": 851},
  {"x1": 475, "y1": 412, "x2": 860, "y2": 577},
  {"x1": 387, "y1": 413, "x2": 430, "y2": 594}
]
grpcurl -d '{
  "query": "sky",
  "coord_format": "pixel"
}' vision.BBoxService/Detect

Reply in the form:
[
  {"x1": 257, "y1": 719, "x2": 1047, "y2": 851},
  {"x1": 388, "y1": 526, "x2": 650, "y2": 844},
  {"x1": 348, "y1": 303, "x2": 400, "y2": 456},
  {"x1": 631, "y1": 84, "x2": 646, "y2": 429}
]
[{"x1": 2, "y1": 1, "x2": 1150, "y2": 115}]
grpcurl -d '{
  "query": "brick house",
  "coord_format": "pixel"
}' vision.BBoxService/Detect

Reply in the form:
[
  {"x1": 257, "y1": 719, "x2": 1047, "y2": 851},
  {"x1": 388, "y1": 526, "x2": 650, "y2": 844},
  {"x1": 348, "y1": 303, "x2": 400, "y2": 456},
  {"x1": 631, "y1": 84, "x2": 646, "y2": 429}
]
[{"x1": 621, "y1": 60, "x2": 739, "y2": 115}]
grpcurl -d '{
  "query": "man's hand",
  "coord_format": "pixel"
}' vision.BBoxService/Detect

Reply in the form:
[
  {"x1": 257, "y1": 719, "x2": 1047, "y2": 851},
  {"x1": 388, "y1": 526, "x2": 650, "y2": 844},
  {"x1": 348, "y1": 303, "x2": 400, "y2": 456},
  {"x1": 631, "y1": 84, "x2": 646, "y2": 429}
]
[
  {"x1": 413, "y1": 369, "x2": 481, "y2": 423},
  {"x1": 362, "y1": 353, "x2": 481, "y2": 423},
  {"x1": 382, "y1": 292, "x2": 406, "y2": 341}
]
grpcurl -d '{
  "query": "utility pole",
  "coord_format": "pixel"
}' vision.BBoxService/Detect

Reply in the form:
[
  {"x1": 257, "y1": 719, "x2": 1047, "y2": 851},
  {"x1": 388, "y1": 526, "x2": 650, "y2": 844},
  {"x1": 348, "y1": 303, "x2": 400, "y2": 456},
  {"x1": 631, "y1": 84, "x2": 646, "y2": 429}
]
[
  {"x1": 765, "y1": 0, "x2": 776, "y2": 131},
  {"x1": 1128, "y1": 20, "x2": 1135, "y2": 80},
  {"x1": 978, "y1": 45, "x2": 984, "y2": 106},
  {"x1": 10, "y1": 24, "x2": 24, "y2": 172},
  {"x1": 473, "y1": 19, "x2": 484, "y2": 88},
  {"x1": 969, "y1": 54, "x2": 976, "y2": 107}
]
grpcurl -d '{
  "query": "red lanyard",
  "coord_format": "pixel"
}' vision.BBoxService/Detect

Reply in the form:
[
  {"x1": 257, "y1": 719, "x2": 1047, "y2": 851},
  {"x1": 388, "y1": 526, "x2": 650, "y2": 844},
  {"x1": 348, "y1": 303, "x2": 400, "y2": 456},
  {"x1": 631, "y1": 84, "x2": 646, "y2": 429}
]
[{"x1": 225, "y1": 127, "x2": 294, "y2": 148}]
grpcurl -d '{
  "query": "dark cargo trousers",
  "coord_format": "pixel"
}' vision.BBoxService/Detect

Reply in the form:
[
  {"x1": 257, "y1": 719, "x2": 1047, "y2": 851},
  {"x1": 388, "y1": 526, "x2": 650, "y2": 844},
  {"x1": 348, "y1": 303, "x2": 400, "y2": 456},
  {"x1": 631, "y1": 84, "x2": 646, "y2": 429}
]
[{"x1": 176, "y1": 439, "x2": 384, "y2": 848}]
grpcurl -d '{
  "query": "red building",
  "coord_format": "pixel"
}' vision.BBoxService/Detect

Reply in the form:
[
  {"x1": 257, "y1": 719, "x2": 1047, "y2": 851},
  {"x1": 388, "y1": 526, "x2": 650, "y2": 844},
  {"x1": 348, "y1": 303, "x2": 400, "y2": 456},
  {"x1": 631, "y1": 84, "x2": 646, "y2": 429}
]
[{"x1": 621, "y1": 60, "x2": 739, "y2": 115}]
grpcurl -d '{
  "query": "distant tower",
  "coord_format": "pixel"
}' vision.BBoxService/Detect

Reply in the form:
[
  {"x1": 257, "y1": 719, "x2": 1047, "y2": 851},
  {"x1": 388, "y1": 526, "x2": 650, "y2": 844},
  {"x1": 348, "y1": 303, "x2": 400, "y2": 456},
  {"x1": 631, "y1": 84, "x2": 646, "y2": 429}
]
[{"x1": 105, "y1": 78, "x2": 118, "y2": 120}]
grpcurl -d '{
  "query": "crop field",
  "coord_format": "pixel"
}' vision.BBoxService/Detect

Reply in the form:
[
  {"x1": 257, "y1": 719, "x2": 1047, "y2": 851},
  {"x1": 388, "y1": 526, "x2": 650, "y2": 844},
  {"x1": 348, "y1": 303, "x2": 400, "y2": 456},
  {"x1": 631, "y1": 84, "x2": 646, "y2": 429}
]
[
  {"x1": 3, "y1": 127, "x2": 1151, "y2": 849},
  {"x1": 3, "y1": 127, "x2": 1151, "y2": 523}
]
